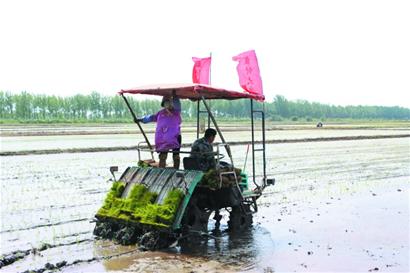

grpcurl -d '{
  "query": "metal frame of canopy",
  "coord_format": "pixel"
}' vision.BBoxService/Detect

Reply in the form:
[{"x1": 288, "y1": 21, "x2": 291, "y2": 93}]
[
  {"x1": 119, "y1": 83, "x2": 268, "y2": 190},
  {"x1": 119, "y1": 83, "x2": 265, "y2": 101}
]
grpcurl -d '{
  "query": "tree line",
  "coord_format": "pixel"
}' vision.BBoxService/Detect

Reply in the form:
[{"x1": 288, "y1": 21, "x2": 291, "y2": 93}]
[{"x1": 0, "y1": 91, "x2": 409, "y2": 122}]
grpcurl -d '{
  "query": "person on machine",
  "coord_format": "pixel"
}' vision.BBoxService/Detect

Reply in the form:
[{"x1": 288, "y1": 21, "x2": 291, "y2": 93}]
[
  {"x1": 190, "y1": 128, "x2": 227, "y2": 228},
  {"x1": 137, "y1": 91, "x2": 181, "y2": 169},
  {"x1": 190, "y1": 128, "x2": 217, "y2": 171}
]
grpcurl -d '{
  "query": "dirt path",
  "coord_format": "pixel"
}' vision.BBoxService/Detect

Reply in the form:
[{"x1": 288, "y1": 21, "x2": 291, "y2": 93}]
[
  {"x1": 1, "y1": 133, "x2": 409, "y2": 156},
  {"x1": 1, "y1": 122, "x2": 409, "y2": 137}
]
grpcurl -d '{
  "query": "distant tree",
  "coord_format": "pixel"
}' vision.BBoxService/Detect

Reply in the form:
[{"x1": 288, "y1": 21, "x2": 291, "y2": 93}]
[
  {"x1": 273, "y1": 95, "x2": 290, "y2": 118},
  {"x1": 15, "y1": 91, "x2": 32, "y2": 119},
  {"x1": 1, "y1": 91, "x2": 409, "y2": 122}
]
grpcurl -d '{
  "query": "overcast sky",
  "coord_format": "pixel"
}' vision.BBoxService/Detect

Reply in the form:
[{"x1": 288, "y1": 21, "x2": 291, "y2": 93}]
[{"x1": 1, "y1": 0, "x2": 409, "y2": 107}]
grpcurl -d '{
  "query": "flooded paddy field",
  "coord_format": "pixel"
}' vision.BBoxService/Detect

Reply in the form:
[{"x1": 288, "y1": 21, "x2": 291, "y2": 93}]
[{"x1": 1, "y1": 135, "x2": 409, "y2": 272}]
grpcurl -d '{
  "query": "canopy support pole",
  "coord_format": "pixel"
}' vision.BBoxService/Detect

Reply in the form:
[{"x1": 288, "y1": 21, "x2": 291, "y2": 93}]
[
  {"x1": 121, "y1": 94, "x2": 154, "y2": 158},
  {"x1": 251, "y1": 99, "x2": 255, "y2": 185},
  {"x1": 196, "y1": 101, "x2": 200, "y2": 139},
  {"x1": 207, "y1": 52, "x2": 212, "y2": 129},
  {"x1": 200, "y1": 96, "x2": 233, "y2": 162}
]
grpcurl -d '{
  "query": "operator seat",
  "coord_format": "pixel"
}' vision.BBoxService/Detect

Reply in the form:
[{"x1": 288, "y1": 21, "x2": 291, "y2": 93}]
[{"x1": 183, "y1": 157, "x2": 202, "y2": 171}]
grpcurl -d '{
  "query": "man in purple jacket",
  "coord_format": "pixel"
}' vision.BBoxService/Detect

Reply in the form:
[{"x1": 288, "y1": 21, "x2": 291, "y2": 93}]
[{"x1": 138, "y1": 93, "x2": 182, "y2": 169}]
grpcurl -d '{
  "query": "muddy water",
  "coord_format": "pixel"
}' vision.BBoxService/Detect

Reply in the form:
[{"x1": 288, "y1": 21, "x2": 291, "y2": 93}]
[{"x1": 1, "y1": 137, "x2": 409, "y2": 272}]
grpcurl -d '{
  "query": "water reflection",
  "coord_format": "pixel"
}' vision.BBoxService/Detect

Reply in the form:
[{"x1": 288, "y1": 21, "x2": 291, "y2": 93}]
[
  {"x1": 174, "y1": 225, "x2": 275, "y2": 272},
  {"x1": 91, "y1": 224, "x2": 275, "y2": 272}
]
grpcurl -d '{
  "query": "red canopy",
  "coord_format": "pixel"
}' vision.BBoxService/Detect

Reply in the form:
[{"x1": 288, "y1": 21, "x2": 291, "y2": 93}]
[{"x1": 119, "y1": 83, "x2": 265, "y2": 101}]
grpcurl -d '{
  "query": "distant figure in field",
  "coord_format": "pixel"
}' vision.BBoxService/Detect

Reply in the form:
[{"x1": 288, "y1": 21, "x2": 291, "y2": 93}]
[{"x1": 316, "y1": 121, "x2": 323, "y2": 128}]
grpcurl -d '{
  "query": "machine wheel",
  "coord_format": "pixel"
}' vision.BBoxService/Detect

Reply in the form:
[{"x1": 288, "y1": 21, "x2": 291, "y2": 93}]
[
  {"x1": 181, "y1": 196, "x2": 212, "y2": 234},
  {"x1": 138, "y1": 231, "x2": 176, "y2": 250},
  {"x1": 228, "y1": 204, "x2": 253, "y2": 232}
]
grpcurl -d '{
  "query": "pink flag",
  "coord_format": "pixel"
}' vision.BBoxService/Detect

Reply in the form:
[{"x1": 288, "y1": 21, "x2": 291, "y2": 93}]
[
  {"x1": 232, "y1": 50, "x2": 263, "y2": 96},
  {"x1": 192, "y1": 56, "x2": 211, "y2": 85}
]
